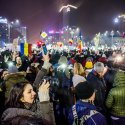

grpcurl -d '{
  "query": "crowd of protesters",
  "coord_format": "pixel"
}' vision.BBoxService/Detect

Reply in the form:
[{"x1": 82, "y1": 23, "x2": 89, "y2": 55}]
[{"x1": 0, "y1": 48, "x2": 125, "y2": 125}]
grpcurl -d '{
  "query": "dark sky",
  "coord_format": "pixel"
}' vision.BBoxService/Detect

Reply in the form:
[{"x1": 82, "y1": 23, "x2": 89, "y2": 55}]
[{"x1": 0, "y1": 0, "x2": 125, "y2": 42}]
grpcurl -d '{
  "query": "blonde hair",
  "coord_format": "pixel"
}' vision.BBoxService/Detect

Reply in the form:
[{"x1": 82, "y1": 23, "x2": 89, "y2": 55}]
[{"x1": 74, "y1": 63, "x2": 85, "y2": 76}]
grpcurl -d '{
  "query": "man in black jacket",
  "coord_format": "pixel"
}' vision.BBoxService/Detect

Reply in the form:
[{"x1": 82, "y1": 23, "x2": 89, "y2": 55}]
[{"x1": 87, "y1": 62, "x2": 107, "y2": 114}]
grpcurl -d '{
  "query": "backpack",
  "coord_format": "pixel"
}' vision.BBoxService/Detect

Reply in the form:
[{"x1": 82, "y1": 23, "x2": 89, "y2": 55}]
[{"x1": 72, "y1": 105, "x2": 98, "y2": 125}]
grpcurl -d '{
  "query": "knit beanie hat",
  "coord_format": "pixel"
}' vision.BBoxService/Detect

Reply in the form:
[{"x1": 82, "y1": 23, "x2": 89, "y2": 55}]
[
  {"x1": 75, "y1": 81, "x2": 94, "y2": 99},
  {"x1": 85, "y1": 61, "x2": 93, "y2": 69}
]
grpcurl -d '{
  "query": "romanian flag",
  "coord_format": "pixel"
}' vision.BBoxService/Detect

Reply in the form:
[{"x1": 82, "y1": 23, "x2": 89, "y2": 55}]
[
  {"x1": 20, "y1": 43, "x2": 32, "y2": 56},
  {"x1": 78, "y1": 31, "x2": 83, "y2": 53},
  {"x1": 78, "y1": 38, "x2": 83, "y2": 53}
]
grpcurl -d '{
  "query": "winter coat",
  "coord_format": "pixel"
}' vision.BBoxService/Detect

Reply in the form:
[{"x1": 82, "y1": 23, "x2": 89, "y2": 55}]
[
  {"x1": 1, "y1": 101, "x2": 55, "y2": 125},
  {"x1": 106, "y1": 70, "x2": 125, "y2": 117},
  {"x1": 68, "y1": 100, "x2": 108, "y2": 125},
  {"x1": 86, "y1": 70, "x2": 106, "y2": 112}
]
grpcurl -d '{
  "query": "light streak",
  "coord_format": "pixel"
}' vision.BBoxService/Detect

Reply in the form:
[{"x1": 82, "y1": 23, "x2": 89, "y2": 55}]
[{"x1": 59, "y1": 4, "x2": 77, "y2": 12}]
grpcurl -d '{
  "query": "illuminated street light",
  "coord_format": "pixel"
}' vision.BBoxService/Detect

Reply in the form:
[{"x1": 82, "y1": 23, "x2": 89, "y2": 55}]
[
  {"x1": 111, "y1": 30, "x2": 114, "y2": 47},
  {"x1": 114, "y1": 14, "x2": 125, "y2": 32}
]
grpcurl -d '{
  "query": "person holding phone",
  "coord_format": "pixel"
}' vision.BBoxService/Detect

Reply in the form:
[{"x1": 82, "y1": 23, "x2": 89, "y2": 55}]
[
  {"x1": 33, "y1": 53, "x2": 52, "y2": 89},
  {"x1": 42, "y1": 44, "x2": 48, "y2": 55},
  {"x1": 1, "y1": 80, "x2": 55, "y2": 125}
]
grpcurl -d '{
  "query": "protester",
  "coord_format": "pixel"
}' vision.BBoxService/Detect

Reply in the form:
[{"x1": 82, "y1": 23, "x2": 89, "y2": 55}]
[
  {"x1": 72, "y1": 62, "x2": 86, "y2": 87},
  {"x1": 3, "y1": 65, "x2": 27, "y2": 99},
  {"x1": 106, "y1": 70, "x2": 125, "y2": 125},
  {"x1": 1, "y1": 80, "x2": 55, "y2": 125},
  {"x1": 87, "y1": 62, "x2": 107, "y2": 114},
  {"x1": 25, "y1": 65, "x2": 37, "y2": 85},
  {"x1": 68, "y1": 81, "x2": 108, "y2": 125}
]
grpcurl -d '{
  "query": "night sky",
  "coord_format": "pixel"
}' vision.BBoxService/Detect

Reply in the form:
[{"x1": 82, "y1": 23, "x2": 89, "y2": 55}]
[{"x1": 0, "y1": 0, "x2": 125, "y2": 42}]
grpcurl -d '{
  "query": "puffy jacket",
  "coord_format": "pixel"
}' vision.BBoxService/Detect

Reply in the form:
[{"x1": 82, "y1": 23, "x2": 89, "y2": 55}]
[{"x1": 106, "y1": 70, "x2": 125, "y2": 117}]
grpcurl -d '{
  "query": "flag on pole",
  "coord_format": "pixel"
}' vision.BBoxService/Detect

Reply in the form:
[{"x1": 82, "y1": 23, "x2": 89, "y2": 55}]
[
  {"x1": 78, "y1": 31, "x2": 83, "y2": 53},
  {"x1": 78, "y1": 38, "x2": 83, "y2": 53}
]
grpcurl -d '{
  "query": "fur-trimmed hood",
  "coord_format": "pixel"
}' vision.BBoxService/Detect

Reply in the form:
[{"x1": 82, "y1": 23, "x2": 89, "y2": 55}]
[{"x1": 4, "y1": 72, "x2": 26, "y2": 81}]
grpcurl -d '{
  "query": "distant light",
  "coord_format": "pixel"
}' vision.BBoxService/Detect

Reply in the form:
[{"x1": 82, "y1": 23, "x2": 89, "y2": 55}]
[
  {"x1": 11, "y1": 22, "x2": 14, "y2": 24},
  {"x1": 118, "y1": 14, "x2": 125, "y2": 19},
  {"x1": 49, "y1": 30, "x2": 54, "y2": 34},
  {"x1": 111, "y1": 30, "x2": 114, "y2": 36},
  {"x1": 15, "y1": 19, "x2": 19, "y2": 24},
  {"x1": 114, "y1": 18, "x2": 119, "y2": 23},
  {"x1": 76, "y1": 28, "x2": 80, "y2": 32},
  {"x1": 0, "y1": 18, "x2": 7, "y2": 24},
  {"x1": 60, "y1": 31, "x2": 63, "y2": 34}
]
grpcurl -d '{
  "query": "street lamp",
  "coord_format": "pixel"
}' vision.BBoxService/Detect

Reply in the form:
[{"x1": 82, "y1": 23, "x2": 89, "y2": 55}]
[
  {"x1": 111, "y1": 30, "x2": 114, "y2": 47},
  {"x1": 114, "y1": 14, "x2": 125, "y2": 32}
]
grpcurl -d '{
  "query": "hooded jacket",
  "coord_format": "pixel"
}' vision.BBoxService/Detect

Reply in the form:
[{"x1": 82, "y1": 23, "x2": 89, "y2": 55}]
[
  {"x1": 68, "y1": 100, "x2": 107, "y2": 125},
  {"x1": 106, "y1": 70, "x2": 125, "y2": 117},
  {"x1": 4, "y1": 72, "x2": 27, "y2": 98}
]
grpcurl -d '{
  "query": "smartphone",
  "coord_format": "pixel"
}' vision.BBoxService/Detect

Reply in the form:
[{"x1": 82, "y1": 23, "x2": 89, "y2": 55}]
[{"x1": 42, "y1": 44, "x2": 47, "y2": 55}]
